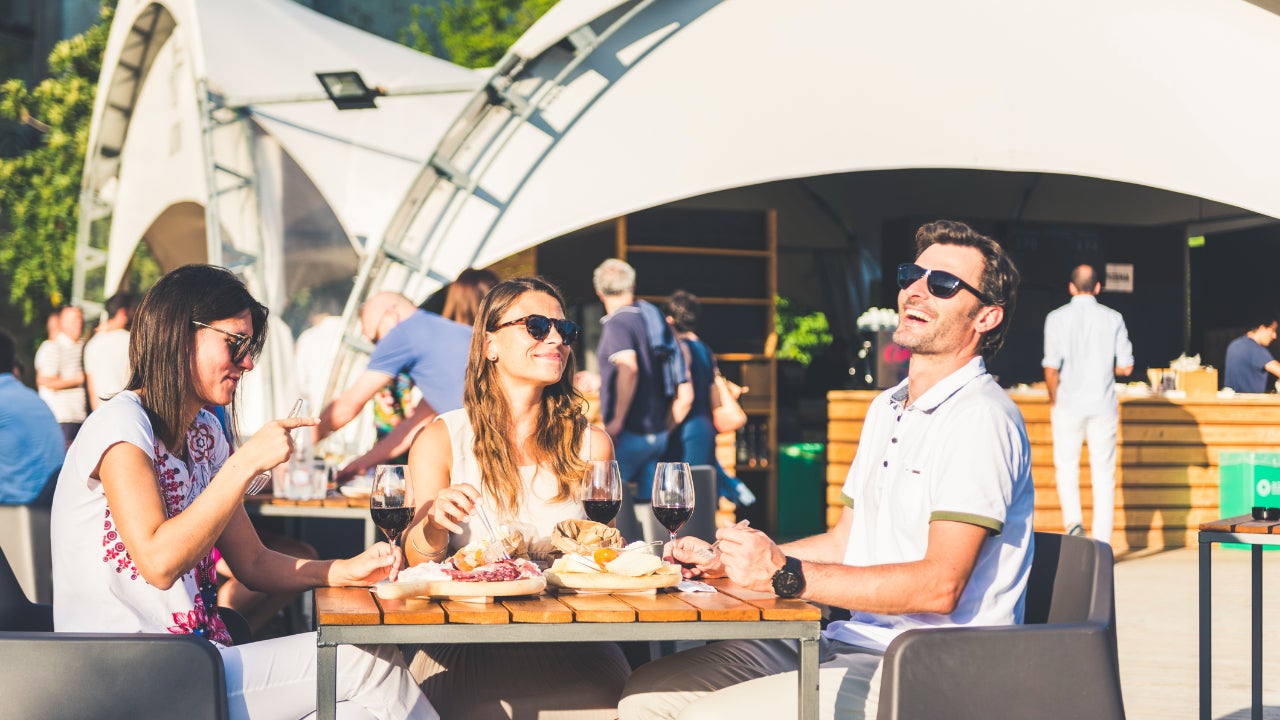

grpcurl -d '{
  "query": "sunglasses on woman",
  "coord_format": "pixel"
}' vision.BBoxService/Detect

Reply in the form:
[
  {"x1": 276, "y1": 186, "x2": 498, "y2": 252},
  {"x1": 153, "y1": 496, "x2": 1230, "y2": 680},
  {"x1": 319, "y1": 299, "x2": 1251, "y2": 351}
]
[
  {"x1": 493, "y1": 314, "x2": 581, "y2": 344},
  {"x1": 192, "y1": 321, "x2": 253, "y2": 364},
  {"x1": 897, "y1": 263, "x2": 993, "y2": 305}
]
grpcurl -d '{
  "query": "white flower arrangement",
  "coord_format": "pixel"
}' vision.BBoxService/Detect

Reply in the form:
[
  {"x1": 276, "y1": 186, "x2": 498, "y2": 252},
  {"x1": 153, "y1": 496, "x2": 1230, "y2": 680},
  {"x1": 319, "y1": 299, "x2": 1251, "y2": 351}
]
[{"x1": 856, "y1": 307, "x2": 899, "y2": 331}]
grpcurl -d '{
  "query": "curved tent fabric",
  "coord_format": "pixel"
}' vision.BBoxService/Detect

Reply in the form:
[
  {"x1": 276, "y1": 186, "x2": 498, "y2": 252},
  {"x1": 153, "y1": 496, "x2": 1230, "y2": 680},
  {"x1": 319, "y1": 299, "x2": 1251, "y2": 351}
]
[
  {"x1": 375, "y1": 0, "x2": 1280, "y2": 300},
  {"x1": 75, "y1": 0, "x2": 480, "y2": 430}
]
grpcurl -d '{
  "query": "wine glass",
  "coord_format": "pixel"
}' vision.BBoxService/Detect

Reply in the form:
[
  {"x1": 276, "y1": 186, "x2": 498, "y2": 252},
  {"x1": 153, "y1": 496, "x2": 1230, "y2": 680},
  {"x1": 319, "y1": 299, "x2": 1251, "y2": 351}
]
[
  {"x1": 651, "y1": 462, "x2": 695, "y2": 542},
  {"x1": 370, "y1": 464, "x2": 413, "y2": 545},
  {"x1": 582, "y1": 460, "x2": 622, "y2": 524}
]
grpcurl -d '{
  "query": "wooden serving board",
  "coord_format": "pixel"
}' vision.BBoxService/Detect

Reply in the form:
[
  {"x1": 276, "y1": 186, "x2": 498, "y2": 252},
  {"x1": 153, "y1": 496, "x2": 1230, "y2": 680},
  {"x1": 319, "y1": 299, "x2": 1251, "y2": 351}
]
[
  {"x1": 373, "y1": 575, "x2": 546, "y2": 602},
  {"x1": 544, "y1": 566, "x2": 680, "y2": 593}
]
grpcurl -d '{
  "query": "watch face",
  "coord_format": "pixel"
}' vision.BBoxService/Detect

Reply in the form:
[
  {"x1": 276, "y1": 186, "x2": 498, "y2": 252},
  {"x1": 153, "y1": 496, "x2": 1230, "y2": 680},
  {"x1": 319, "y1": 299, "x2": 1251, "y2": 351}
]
[{"x1": 774, "y1": 571, "x2": 802, "y2": 597}]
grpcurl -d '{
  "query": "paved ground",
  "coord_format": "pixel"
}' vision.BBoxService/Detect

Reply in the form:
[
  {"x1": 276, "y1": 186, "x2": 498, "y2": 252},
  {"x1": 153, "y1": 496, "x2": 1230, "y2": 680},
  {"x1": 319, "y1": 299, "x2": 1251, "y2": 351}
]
[{"x1": 1116, "y1": 545, "x2": 1280, "y2": 719}]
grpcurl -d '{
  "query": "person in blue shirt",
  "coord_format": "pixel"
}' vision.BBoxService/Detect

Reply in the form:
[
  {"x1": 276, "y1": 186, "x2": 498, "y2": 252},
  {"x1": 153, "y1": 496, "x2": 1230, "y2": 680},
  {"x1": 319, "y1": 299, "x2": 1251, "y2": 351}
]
[
  {"x1": 1223, "y1": 313, "x2": 1280, "y2": 394},
  {"x1": 316, "y1": 292, "x2": 472, "y2": 481},
  {"x1": 0, "y1": 329, "x2": 64, "y2": 504}
]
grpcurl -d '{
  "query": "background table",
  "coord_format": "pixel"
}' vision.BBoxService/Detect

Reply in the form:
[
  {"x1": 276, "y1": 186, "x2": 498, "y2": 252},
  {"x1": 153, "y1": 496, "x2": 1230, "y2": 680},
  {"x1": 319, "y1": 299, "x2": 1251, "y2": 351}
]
[
  {"x1": 244, "y1": 494, "x2": 377, "y2": 547},
  {"x1": 315, "y1": 579, "x2": 823, "y2": 720},
  {"x1": 1198, "y1": 514, "x2": 1280, "y2": 720}
]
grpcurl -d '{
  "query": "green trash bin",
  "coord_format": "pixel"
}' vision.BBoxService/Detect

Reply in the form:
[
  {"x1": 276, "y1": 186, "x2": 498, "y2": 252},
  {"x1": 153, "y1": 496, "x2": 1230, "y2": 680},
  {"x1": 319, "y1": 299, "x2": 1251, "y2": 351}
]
[
  {"x1": 777, "y1": 443, "x2": 826, "y2": 541},
  {"x1": 1218, "y1": 451, "x2": 1280, "y2": 550}
]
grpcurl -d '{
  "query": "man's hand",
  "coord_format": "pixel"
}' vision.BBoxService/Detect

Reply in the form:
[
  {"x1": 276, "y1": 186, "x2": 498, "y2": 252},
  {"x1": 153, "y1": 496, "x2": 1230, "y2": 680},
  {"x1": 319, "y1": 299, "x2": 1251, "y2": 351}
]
[
  {"x1": 664, "y1": 536, "x2": 725, "y2": 579},
  {"x1": 716, "y1": 525, "x2": 787, "y2": 593}
]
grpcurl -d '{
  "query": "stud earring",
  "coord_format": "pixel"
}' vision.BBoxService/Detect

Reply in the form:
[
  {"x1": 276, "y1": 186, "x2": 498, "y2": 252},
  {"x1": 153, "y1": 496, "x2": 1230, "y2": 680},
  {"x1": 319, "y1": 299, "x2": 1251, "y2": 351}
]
[{"x1": 487, "y1": 354, "x2": 497, "y2": 362}]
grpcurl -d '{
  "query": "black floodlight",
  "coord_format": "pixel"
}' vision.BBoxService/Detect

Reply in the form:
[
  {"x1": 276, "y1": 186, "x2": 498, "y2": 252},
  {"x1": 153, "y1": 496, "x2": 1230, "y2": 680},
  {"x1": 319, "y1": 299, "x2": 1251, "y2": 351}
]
[{"x1": 316, "y1": 71, "x2": 383, "y2": 110}]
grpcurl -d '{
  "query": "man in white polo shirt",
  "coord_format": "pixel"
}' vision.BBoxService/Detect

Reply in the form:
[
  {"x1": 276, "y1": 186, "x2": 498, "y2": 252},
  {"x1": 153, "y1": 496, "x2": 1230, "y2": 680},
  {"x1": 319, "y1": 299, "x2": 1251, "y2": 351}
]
[{"x1": 619, "y1": 220, "x2": 1035, "y2": 720}]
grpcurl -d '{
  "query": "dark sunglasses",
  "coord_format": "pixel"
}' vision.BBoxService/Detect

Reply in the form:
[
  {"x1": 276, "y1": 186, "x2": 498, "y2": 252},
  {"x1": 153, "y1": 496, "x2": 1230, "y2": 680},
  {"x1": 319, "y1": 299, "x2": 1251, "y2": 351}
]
[
  {"x1": 897, "y1": 263, "x2": 993, "y2": 305},
  {"x1": 493, "y1": 314, "x2": 580, "y2": 344},
  {"x1": 192, "y1": 321, "x2": 253, "y2": 364}
]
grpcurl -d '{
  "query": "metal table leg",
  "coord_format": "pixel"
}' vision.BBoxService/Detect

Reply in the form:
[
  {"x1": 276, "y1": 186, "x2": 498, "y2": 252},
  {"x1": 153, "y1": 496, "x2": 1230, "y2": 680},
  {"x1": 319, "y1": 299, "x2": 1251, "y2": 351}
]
[
  {"x1": 1200, "y1": 537, "x2": 1211, "y2": 720},
  {"x1": 798, "y1": 635, "x2": 819, "y2": 720},
  {"x1": 1253, "y1": 544, "x2": 1262, "y2": 720},
  {"x1": 317, "y1": 640, "x2": 338, "y2": 720}
]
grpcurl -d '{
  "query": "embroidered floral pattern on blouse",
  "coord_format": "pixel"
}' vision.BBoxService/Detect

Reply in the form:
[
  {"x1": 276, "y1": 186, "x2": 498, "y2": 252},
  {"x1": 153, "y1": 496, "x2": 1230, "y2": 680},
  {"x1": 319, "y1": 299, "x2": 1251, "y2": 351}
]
[
  {"x1": 101, "y1": 507, "x2": 139, "y2": 580},
  {"x1": 165, "y1": 558, "x2": 232, "y2": 645},
  {"x1": 188, "y1": 422, "x2": 215, "y2": 464}
]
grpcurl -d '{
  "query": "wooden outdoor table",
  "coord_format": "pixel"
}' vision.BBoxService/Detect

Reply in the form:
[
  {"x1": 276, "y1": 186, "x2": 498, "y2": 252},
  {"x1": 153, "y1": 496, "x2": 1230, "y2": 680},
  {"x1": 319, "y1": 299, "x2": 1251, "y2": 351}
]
[
  {"x1": 1198, "y1": 514, "x2": 1280, "y2": 720},
  {"x1": 244, "y1": 493, "x2": 377, "y2": 547},
  {"x1": 315, "y1": 578, "x2": 823, "y2": 720}
]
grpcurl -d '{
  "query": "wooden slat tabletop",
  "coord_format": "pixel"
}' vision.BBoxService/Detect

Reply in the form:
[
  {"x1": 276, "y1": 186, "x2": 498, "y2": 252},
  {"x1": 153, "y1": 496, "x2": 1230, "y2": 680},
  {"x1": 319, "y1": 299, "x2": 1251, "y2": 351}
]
[
  {"x1": 709, "y1": 579, "x2": 824, "y2": 621},
  {"x1": 379, "y1": 597, "x2": 446, "y2": 625},
  {"x1": 319, "y1": 586, "x2": 819, "y2": 627},
  {"x1": 441, "y1": 600, "x2": 511, "y2": 624},
  {"x1": 503, "y1": 596, "x2": 574, "y2": 624},
  {"x1": 316, "y1": 587, "x2": 382, "y2": 625},
  {"x1": 670, "y1": 590, "x2": 760, "y2": 621},
  {"x1": 554, "y1": 593, "x2": 638, "y2": 622},
  {"x1": 614, "y1": 590, "x2": 700, "y2": 622},
  {"x1": 1200, "y1": 515, "x2": 1280, "y2": 534}
]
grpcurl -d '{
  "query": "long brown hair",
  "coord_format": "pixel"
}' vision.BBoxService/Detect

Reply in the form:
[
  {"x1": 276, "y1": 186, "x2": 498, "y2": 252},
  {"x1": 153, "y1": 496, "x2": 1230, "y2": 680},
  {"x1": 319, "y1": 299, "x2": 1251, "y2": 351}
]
[
  {"x1": 465, "y1": 277, "x2": 587, "y2": 517},
  {"x1": 442, "y1": 267, "x2": 499, "y2": 326},
  {"x1": 126, "y1": 265, "x2": 267, "y2": 455}
]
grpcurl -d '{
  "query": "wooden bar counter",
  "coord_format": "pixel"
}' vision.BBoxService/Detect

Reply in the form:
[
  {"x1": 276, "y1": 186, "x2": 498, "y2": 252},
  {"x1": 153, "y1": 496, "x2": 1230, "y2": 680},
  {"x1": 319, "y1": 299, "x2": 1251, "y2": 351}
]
[{"x1": 827, "y1": 389, "x2": 1280, "y2": 554}]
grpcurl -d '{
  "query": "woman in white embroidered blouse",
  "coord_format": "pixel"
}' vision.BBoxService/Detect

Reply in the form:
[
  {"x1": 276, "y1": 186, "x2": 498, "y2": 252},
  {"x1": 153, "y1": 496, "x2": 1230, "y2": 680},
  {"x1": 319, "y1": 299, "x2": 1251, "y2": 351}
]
[
  {"x1": 50, "y1": 264, "x2": 436, "y2": 720},
  {"x1": 401, "y1": 276, "x2": 630, "y2": 720}
]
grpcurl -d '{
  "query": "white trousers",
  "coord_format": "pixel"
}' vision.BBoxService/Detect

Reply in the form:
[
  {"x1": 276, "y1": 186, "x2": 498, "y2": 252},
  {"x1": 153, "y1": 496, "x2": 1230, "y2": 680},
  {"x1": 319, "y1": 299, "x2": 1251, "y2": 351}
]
[
  {"x1": 618, "y1": 638, "x2": 882, "y2": 720},
  {"x1": 218, "y1": 631, "x2": 437, "y2": 720},
  {"x1": 1051, "y1": 407, "x2": 1118, "y2": 543}
]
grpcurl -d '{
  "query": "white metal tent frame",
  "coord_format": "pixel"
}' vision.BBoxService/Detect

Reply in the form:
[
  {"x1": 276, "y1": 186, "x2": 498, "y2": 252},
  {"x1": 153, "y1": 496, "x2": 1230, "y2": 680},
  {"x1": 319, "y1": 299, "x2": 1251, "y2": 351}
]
[
  {"x1": 72, "y1": 0, "x2": 482, "y2": 427},
  {"x1": 333, "y1": 0, "x2": 1280, "y2": 365}
]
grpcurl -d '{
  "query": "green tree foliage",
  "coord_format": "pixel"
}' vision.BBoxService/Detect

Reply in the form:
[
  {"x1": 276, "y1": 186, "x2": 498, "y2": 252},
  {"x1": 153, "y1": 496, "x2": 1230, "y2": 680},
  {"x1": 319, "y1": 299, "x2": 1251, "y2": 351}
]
[
  {"x1": 775, "y1": 296, "x2": 833, "y2": 367},
  {"x1": 401, "y1": 0, "x2": 557, "y2": 69},
  {"x1": 0, "y1": 3, "x2": 114, "y2": 322}
]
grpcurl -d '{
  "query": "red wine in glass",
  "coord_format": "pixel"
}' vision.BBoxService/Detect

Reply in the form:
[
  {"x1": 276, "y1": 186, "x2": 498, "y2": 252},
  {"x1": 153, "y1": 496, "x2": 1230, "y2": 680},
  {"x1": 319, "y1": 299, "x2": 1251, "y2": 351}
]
[
  {"x1": 371, "y1": 465, "x2": 413, "y2": 544},
  {"x1": 651, "y1": 462, "x2": 694, "y2": 542},
  {"x1": 371, "y1": 507, "x2": 414, "y2": 542},
  {"x1": 584, "y1": 499, "x2": 622, "y2": 524},
  {"x1": 582, "y1": 460, "x2": 622, "y2": 524}
]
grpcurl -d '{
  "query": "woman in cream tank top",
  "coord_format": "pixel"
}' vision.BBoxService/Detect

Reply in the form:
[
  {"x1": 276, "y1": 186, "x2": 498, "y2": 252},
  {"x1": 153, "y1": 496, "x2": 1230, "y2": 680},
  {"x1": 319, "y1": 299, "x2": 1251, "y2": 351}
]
[{"x1": 401, "y1": 277, "x2": 630, "y2": 720}]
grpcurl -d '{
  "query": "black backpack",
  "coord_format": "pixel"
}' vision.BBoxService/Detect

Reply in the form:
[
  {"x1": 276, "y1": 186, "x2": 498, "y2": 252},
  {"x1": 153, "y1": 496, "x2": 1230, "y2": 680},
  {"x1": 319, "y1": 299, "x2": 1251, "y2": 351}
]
[{"x1": 637, "y1": 299, "x2": 688, "y2": 398}]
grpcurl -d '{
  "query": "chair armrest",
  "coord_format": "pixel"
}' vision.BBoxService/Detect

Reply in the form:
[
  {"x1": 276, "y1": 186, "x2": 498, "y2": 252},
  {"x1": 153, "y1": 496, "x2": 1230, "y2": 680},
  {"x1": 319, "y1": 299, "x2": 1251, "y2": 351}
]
[
  {"x1": 0, "y1": 632, "x2": 229, "y2": 720},
  {"x1": 877, "y1": 623, "x2": 1124, "y2": 720}
]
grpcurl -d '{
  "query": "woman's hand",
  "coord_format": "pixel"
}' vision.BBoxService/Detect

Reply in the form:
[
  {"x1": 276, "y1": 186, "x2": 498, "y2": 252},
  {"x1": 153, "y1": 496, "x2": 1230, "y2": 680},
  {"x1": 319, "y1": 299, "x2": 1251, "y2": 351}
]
[
  {"x1": 330, "y1": 542, "x2": 403, "y2": 585},
  {"x1": 427, "y1": 484, "x2": 480, "y2": 534},
  {"x1": 234, "y1": 416, "x2": 319, "y2": 481}
]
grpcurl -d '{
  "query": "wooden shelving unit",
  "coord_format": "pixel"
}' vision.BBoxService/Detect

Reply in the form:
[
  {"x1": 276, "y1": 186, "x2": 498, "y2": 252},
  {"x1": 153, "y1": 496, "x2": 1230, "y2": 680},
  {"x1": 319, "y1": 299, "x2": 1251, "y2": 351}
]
[{"x1": 616, "y1": 208, "x2": 779, "y2": 532}]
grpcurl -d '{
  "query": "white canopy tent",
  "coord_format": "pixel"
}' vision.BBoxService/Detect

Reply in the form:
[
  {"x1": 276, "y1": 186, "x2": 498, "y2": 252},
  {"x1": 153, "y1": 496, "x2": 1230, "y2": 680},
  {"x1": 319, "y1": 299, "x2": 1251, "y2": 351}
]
[
  {"x1": 355, "y1": 0, "x2": 1280, "y2": 312},
  {"x1": 72, "y1": 0, "x2": 481, "y2": 429}
]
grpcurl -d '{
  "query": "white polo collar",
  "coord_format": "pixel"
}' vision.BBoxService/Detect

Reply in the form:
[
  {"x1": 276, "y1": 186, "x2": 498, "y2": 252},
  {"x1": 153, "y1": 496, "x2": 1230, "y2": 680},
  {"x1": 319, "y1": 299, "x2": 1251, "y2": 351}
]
[{"x1": 889, "y1": 356, "x2": 988, "y2": 412}]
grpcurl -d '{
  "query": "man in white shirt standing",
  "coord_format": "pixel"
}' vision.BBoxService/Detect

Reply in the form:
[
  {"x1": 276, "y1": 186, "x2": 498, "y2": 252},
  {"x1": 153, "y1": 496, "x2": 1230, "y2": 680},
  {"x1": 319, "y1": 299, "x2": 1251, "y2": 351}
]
[
  {"x1": 1042, "y1": 264, "x2": 1134, "y2": 544},
  {"x1": 83, "y1": 291, "x2": 135, "y2": 410},
  {"x1": 35, "y1": 305, "x2": 87, "y2": 446}
]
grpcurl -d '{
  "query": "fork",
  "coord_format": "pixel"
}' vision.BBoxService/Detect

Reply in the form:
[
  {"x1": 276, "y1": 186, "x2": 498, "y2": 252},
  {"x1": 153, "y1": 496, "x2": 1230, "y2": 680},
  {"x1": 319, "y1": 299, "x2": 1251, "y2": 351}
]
[
  {"x1": 695, "y1": 519, "x2": 750, "y2": 561},
  {"x1": 473, "y1": 500, "x2": 512, "y2": 562},
  {"x1": 245, "y1": 398, "x2": 305, "y2": 495}
]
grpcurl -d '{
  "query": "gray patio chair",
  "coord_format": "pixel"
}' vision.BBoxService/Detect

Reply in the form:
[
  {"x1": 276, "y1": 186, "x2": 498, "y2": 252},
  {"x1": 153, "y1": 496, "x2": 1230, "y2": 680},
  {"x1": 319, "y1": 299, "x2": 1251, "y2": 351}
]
[
  {"x1": 685, "y1": 464, "x2": 719, "y2": 543},
  {"x1": 0, "y1": 546, "x2": 232, "y2": 720},
  {"x1": 876, "y1": 531, "x2": 1125, "y2": 720},
  {"x1": 0, "y1": 468, "x2": 58, "y2": 603}
]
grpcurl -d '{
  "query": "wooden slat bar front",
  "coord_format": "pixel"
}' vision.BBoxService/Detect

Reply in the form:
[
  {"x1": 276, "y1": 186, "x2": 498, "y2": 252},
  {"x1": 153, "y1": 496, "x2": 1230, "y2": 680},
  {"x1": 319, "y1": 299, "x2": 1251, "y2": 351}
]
[{"x1": 828, "y1": 389, "x2": 1280, "y2": 553}]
